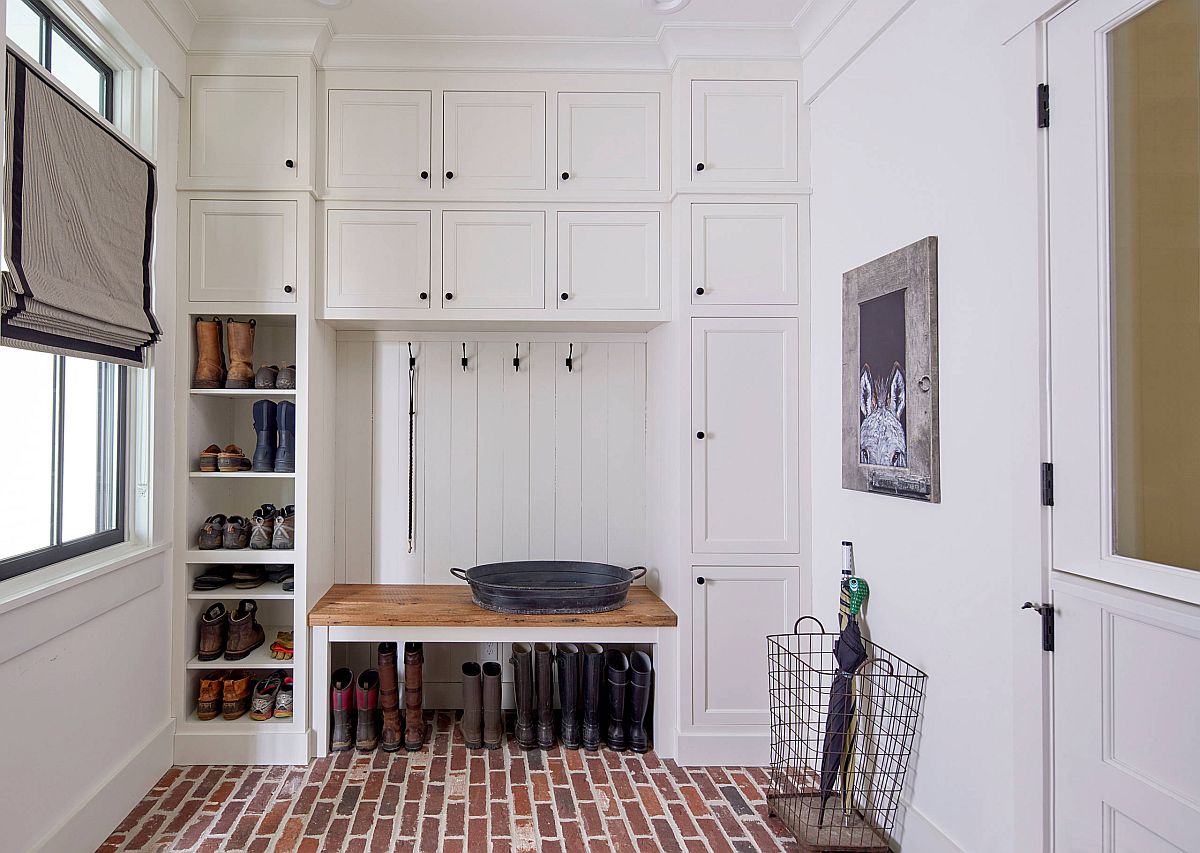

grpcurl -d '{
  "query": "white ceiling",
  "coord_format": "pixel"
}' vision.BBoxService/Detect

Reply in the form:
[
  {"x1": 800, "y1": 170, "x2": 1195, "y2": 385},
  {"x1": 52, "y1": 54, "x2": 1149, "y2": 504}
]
[{"x1": 185, "y1": 0, "x2": 807, "y2": 40}]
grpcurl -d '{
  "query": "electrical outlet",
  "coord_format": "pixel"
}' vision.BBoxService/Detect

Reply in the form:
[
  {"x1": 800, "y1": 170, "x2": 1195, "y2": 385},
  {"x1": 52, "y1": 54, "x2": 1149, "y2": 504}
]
[{"x1": 483, "y1": 642, "x2": 498, "y2": 661}]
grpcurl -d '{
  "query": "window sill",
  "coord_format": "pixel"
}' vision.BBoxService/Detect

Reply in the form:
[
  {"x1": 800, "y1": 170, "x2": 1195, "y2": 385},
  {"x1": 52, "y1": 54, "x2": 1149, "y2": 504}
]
[{"x1": 0, "y1": 540, "x2": 169, "y2": 616}]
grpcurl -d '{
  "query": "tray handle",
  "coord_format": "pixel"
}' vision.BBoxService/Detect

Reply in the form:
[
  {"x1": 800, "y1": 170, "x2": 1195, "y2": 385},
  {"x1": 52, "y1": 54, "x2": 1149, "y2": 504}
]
[
  {"x1": 450, "y1": 567, "x2": 468, "y2": 582},
  {"x1": 628, "y1": 566, "x2": 647, "y2": 582},
  {"x1": 793, "y1": 615, "x2": 826, "y2": 634}
]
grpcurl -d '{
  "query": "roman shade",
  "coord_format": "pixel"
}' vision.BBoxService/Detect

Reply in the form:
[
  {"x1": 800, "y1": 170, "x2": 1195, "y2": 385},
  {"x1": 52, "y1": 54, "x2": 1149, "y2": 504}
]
[{"x1": 1, "y1": 49, "x2": 160, "y2": 367}]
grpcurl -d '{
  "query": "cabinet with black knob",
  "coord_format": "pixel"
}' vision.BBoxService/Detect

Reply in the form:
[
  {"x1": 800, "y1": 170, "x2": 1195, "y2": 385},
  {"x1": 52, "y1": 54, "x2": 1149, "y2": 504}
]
[
  {"x1": 556, "y1": 92, "x2": 661, "y2": 192},
  {"x1": 688, "y1": 79, "x2": 801, "y2": 186},
  {"x1": 442, "y1": 91, "x2": 547, "y2": 190},
  {"x1": 325, "y1": 209, "x2": 432, "y2": 310},
  {"x1": 327, "y1": 89, "x2": 433, "y2": 191}
]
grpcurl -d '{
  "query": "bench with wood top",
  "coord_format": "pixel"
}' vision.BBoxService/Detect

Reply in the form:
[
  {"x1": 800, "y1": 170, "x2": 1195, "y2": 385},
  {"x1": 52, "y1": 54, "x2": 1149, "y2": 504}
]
[{"x1": 307, "y1": 584, "x2": 678, "y2": 758}]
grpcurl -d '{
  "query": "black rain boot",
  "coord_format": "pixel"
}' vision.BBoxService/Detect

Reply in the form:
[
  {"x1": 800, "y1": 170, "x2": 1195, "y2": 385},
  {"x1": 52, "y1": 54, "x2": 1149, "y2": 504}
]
[
  {"x1": 605, "y1": 650, "x2": 629, "y2": 752},
  {"x1": 627, "y1": 651, "x2": 652, "y2": 753},
  {"x1": 274, "y1": 400, "x2": 296, "y2": 474},
  {"x1": 251, "y1": 399, "x2": 278, "y2": 472},
  {"x1": 580, "y1": 643, "x2": 604, "y2": 751},
  {"x1": 511, "y1": 642, "x2": 537, "y2": 750},
  {"x1": 556, "y1": 643, "x2": 582, "y2": 749},
  {"x1": 535, "y1": 643, "x2": 556, "y2": 750}
]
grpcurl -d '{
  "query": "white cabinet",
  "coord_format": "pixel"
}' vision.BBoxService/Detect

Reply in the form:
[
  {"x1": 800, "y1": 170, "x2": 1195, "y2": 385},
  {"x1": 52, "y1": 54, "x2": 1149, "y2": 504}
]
[
  {"x1": 189, "y1": 199, "x2": 297, "y2": 303},
  {"x1": 692, "y1": 319, "x2": 800, "y2": 553},
  {"x1": 691, "y1": 203, "x2": 801, "y2": 305},
  {"x1": 556, "y1": 211, "x2": 660, "y2": 310},
  {"x1": 327, "y1": 90, "x2": 431, "y2": 190},
  {"x1": 442, "y1": 92, "x2": 546, "y2": 190},
  {"x1": 690, "y1": 80, "x2": 799, "y2": 183},
  {"x1": 441, "y1": 211, "x2": 546, "y2": 308},
  {"x1": 189, "y1": 76, "x2": 299, "y2": 185},
  {"x1": 556, "y1": 92, "x2": 660, "y2": 191},
  {"x1": 326, "y1": 210, "x2": 431, "y2": 309},
  {"x1": 692, "y1": 565, "x2": 799, "y2": 726}
]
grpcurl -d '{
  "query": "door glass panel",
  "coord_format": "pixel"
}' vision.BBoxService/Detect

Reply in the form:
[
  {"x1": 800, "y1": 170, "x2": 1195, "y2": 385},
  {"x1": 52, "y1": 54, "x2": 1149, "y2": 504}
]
[{"x1": 1110, "y1": 0, "x2": 1200, "y2": 570}]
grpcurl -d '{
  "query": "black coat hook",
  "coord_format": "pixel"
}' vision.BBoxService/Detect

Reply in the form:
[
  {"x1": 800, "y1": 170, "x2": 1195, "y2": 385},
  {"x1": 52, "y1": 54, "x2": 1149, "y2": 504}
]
[
  {"x1": 461, "y1": 342, "x2": 468, "y2": 372},
  {"x1": 565, "y1": 343, "x2": 574, "y2": 372},
  {"x1": 408, "y1": 342, "x2": 416, "y2": 369},
  {"x1": 513, "y1": 343, "x2": 520, "y2": 372}
]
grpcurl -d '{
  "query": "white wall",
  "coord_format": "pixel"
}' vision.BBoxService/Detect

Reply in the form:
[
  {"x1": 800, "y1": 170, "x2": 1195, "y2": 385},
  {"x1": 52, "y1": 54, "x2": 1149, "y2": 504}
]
[{"x1": 808, "y1": 3, "x2": 1043, "y2": 851}]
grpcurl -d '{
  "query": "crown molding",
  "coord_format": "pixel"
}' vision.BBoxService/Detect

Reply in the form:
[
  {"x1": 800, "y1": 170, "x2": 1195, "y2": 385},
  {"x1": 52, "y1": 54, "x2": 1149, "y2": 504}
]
[
  {"x1": 795, "y1": 0, "x2": 916, "y2": 104},
  {"x1": 187, "y1": 16, "x2": 334, "y2": 58}
]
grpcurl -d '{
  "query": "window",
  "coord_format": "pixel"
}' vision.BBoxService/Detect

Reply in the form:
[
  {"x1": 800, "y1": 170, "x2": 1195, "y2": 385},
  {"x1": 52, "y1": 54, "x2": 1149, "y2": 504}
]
[{"x1": 1, "y1": 0, "x2": 126, "y2": 581}]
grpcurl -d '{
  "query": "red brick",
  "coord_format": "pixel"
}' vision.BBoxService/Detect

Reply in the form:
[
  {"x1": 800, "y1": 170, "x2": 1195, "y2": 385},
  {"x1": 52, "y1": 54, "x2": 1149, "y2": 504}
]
[
  {"x1": 512, "y1": 784, "x2": 532, "y2": 817},
  {"x1": 320, "y1": 770, "x2": 346, "y2": 800},
  {"x1": 419, "y1": 815, "x2": 441, "y2": 852},
  {"x1": 164, "y1": 798, "x2": 203, "y2": 833},
  {"x1": 668, "y1": 802, "x2": 701, "y2": 838},
  {"x1": 126, "y1": 813, "x2": 165, "y2": 849},
  {"x1": 339, "y1": 783, "x2": 363, "y2": 815},
  {"x1": 226, "y1": 813, "x2": 260, "y2": 849},
  {"x1": 651, "y1": 818, "x2": 684, "y2": 852},
  {"x1": 607, "y1": 819, "x2": 637, "y2": 853},
  {"x1": 467, "y1": 817, "x2": 489, "y2": 852},
  {"x1": 423, "y1": 783, "x2": 445, "y2": 814},
  {"x1": 405, "y1": 771, "x2": 425, "y2": 801},
  {"x1": 305, "y1": 801, "x2": 333, "y2": 836},
  {"x1": 746, "y1": 820, "x2": 784, "y2": 852},
  {"x1": 621, "y1": 798, "x2": 652, "y2": 837},
  {"x1": 570, "y1": 772, "x2": 594, "y2": 801},
  {"x1": 258, "y1": 800, "x2": 290, "y2": 836},
  {"x1": 548, "y1": 758, "x2": 569, "y2": 787},
  {"x1": 363, "y1": 769, "x2": 385, "y2": 800},
  {"x1": 536, "y1": 802, "x2": 558, "y2": 838},
  {"x1": 561, "y1": 819, "x2": 587, "y2": 850},
  {"x1": 468, "y1": 783, "x2": 487, "y2": 816},
  {"x1": 490, "y1": 801, "x2": 512, "y2": 836},
  {"x1": 276, "y1": 816, "x2": 306, "y2": 853},
  {"x1": 352, "y1": 799, "x2": 377, "y2": 836},
  {"x1": 565, "y1": 749, "x2": 584, "y2": 771},
  {"x1": 531, "y1": 772, "x2": 552, "y2": 803},
  {"x1": 446, "y1": 800, "x2": 466, "y2": 835},
  {"x1": 695, "y1": 817, "x2": 734, "y2": 853},
  {"x1": 347, "y1": 838, "x2": 368, "y2": 853},
  {"x1": 636, "y1": 785, "x2": 664, "y2": 817},
  {"x1": 579, "y1": 801, "x2": 605, "y2": 837},
  {"x1": 399, "y1": 801, "x2": 421, "y2": 836},
  {"x1": 610, "y1": 769, "x2": 635, "y2": 800},
  {"x1": 380, "y1": 782, "x2": 401, "y2": 817},
  {"x1": 369, "y1": 817, "x2": 395, "y2": 852}
]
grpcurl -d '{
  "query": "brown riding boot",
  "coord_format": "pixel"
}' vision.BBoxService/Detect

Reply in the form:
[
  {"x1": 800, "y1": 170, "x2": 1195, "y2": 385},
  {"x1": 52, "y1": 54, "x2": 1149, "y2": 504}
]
[
  {"x1": 378, "y1": 642, "x2": 403, "y2": 752},
  {"x1": 192, "y1": 317, "x2": 226, "y2": 389},
  {"x1": 225, "y1": 318, "x2": 256, "y2": 389},
  {"x1": 404, "y1": 642, "x2": 426, "y2": 750}
]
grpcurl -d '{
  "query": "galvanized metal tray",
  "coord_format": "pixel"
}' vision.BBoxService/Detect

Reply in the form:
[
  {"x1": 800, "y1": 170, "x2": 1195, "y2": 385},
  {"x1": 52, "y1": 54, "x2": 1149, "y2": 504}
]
[{"x1": 449, "y1": 561, "x2": 648, "y2": 615}]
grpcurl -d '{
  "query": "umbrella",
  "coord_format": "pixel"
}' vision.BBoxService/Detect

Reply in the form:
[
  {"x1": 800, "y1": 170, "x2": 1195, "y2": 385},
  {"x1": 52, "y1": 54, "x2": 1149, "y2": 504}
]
[{"x1": 817, "y1": 611, "x2": 867, "y2": 825}]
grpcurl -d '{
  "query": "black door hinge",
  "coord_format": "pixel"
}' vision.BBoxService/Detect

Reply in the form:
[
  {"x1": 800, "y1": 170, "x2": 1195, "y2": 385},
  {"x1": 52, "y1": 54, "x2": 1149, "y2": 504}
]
[
  {"x1": 1022, "y1": 602, "x2": 1055, "y2": 652},
  {"x1": 1041, "y1": 462, "x2": 1054, "y2": 507},
  {"x1": 1037, "y1": 83, "x2": 1050, "y2": 128}
]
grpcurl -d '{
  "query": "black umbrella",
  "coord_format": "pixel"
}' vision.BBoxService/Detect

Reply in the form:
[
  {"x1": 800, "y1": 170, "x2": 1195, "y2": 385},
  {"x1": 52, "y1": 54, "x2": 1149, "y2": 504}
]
[{"x1": 818, "y1": 615, "x2": 868, "y2": 825}]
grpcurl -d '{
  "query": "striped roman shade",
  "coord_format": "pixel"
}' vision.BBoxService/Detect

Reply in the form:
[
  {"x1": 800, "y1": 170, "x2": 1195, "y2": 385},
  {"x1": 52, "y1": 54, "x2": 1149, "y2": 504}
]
[{"x1": 2, "y1": 49, "x2": 160, "y2": 367}]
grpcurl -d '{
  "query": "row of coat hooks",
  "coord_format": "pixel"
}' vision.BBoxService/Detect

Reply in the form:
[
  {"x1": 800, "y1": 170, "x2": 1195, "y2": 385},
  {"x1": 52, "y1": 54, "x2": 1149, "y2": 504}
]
[{"x1": 455, "y1": 342, "x2": 575, "y2": 373}]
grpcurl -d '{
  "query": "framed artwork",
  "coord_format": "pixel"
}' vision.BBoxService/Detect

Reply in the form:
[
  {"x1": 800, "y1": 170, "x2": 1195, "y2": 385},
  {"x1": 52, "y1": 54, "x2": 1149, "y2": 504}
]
[{"x1": 841, "y1": 237, "x2": 940, "y2": 502}]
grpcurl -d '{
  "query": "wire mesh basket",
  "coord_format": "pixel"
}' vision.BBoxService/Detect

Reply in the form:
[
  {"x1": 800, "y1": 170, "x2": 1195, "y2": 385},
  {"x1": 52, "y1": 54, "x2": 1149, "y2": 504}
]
[{"x1": 767, "y1": 616, "x2": 927, "y2": 852}]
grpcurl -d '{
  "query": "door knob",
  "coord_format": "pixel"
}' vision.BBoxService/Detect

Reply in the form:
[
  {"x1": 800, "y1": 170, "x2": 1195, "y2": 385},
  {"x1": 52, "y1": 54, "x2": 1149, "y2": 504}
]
[
  {"x1": 283, "y1": 285, "x2": 294, "y2": 294},
  {"x1": 560, "y1": 292, "x2": 569, "y2": 301},
  {"x1": 419, "y1": 292, "x2": 428, "y2": 300},
  {"x1": 285, "y1": 158, "x2": 295, "y2": 168},
  {"x1": 561, "y1": 172, "x2": 570, "y2": 180},
  {"x1": 696, "y1": 577, "x2": 706, "y2": 585},
  {"x1": 444, "y1": 292, "x2": 454, "y2": 301},
  {"x1": 420, "y1": 170, "x2": 429, "y2": 180},
  {"x1": 696, "y1": 431, "x2": 705, "y2": 439},
  {"x1": 695, "y1": 162, "x2": 705, "y2": 171},
  {"x1": 445, "y1": 170, "x2": 454, "y2": 179},
  {"x1": 695, "y1": 287, "x2": 705, "y2": 296}
]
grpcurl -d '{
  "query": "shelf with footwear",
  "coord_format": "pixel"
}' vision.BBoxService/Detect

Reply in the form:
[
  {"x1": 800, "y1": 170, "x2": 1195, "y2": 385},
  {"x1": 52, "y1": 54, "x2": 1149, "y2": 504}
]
[
  {"x1": 190, "y1": 388, "x2": 297, "y2": 398},
  {"x1": 190, "y1": 471, "x2": 295, "y2": 479},
  {"x1": 187, "y1": 626, "x2": 293, "y2": 670},
  {"x1": 184, "y1": 550, "x2": 296, "y2": 564}
]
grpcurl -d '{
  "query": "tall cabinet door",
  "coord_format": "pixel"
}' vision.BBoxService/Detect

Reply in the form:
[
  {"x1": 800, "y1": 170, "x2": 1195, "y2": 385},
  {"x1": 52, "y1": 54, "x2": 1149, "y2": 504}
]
[
  {"x1": 442, "y1": 92, "x2": 546, "y2": 190},
  {"x1": 692, "y1": 319, "x2": 800, "y2": 553},
  {"x1": 327, "y1": 90, "x2": 432, "y2": 189},
  {"x1": 692, "y1": 565, "x2": 799, "y2": 726}
]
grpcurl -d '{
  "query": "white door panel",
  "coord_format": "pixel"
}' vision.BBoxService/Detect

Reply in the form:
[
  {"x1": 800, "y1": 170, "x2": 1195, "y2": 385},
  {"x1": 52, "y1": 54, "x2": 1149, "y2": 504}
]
[
  {"x1": 441, "y1": 211, "x2": 546, "y2": 309},
  {"x1": 190, "y1": 76, "x2": 298, "y2": 183},
  {"x1": 443, "y1": 91, "x2": 546, "y2": 190},
  {"x1": 327, "y1": 90, "x2": 431, "y2": 189},
  {"x1": 189, "y1": 199, "x2": 297, "y2": 303},
  {"x1": 556, "y1": 211, "x2": 659, "y2": 310},
  {"x1": 556, "y1": 92, "x2": 660, "y2": 191},
  {"x1": 326, "y1": 209, "x2": 430, "y2": 309},
  {"x1": 690, "y1": 80, "x2": 798, "y2": 183},
  {"x1": 691, "y1": 203, "x2": 800, "y2": 305}
]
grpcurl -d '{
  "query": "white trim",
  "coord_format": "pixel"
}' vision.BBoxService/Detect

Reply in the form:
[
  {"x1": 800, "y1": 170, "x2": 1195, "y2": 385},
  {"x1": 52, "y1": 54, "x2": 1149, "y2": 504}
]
[
  {"x1": 32, "y1": 718, "x2": 175, "y2": 853},
  {"x1": 676, "y1": 729, "x2": 770, "y2": 766},
  {"x1": 799, "y1": 0, "x2": 916, "y2": 104},
  {"x1": 0, "y1": 541, "x2": 167, "y2": 615}
]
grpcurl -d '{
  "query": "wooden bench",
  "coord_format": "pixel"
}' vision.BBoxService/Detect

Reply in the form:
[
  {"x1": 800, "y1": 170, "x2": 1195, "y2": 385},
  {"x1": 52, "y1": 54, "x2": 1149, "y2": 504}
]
[{"x1": 308, "y1": 584, "x2": 678, "y2": 758}]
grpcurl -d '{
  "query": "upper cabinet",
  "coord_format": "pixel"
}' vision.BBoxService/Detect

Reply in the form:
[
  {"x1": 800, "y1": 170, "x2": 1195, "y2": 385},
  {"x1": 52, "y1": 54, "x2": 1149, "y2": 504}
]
[
  {"x1": 557, "y1": 211, "x2": 660, "y2": 310},
  {"x1": 189, "y1": 199, "x2": 298, "y2": 303},
  {"x1": 691, "y1": 203, "x2": 802, "y2": 305},
  {"x1": 441, "y1": 210, "x2": 547, "y2": 309},
  {"x1": 556, "y1": 92, "x2": 660, "y2": 191},
  {"x1": 689, "y1": 80, "x2": 799, "y2": 184},
  {"x1": 326, "y1": 209, "x2": 431, "y2": 309},
  {"x1": 188, "y1": 75, "x2": 301, "y2": 187},
  {"x1": 442, "y1": 91, "x2": 547, "y2": 190},
  {"x1": 327, "y1": 90, "x2": 432, "y2": 190}
]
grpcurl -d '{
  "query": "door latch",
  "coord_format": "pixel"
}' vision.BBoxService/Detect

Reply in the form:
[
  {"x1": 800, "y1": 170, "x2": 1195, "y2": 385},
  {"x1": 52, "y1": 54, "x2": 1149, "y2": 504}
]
[{"x1": 1022, "y1": 601, "x2": 1054, "y2": 652}]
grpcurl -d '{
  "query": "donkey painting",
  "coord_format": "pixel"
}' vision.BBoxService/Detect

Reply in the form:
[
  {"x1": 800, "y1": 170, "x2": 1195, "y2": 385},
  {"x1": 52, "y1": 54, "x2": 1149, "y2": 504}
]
[{"x1": 859, "y1": 362, "x2": 907, "y2": 468}]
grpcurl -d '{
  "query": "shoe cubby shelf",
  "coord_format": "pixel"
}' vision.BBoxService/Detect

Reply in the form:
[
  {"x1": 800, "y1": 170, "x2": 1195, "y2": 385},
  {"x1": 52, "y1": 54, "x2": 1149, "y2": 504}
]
[
  {"x1": 186, "y1": 626, "x2": 294, "y2": 670},
  {"x1": 185, "y1": 550, "x2": 296, "y2": 564},
  {"x1": 190, "y1": 471, "x2": 296, "y2": 479},
  {"x1": 184, "y1": 710, "x2": 291, "y2": 729},
  {"x1": 187, "y1": 589, "x2": 293, "y2": 601},
  {"x1": 190, "y1": 388, "x2": 297, "y2": 398}
]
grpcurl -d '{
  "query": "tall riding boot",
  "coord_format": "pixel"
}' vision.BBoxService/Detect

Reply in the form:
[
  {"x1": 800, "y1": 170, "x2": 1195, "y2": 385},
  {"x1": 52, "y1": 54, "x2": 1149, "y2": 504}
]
[
  {"x1": 274, "y1": 400, "x2": 296, "y2": 473},
  {"x1": 461, "y1": 662, "x2": 483, "y2": 749},
  {"x1": 378, "y1": 642, "x2": 403, "y2": 752},
  {"x1": 482, "y1": 661, "x2": 503, "y2": 750},
  {"x1": 225, "y1": 318, "x2": 256, "y2": 389},
  {"x1": 355, "y1": 669, "x2": 380, "y2": 752},
  {"x1": 580, "y1": 644, "x2": 604, "y2": 751},
  {"x1": 556, "y1": 643, "x2": 582, "y2": 749},
  {"x1": 535, "y1": 643, "x2": 556, "y2": 749},
  {"x1": 330, "y1": 668, "x2": 355, "y2": 752},
  {"x1": 403, "y1": 642, "x2": 426, "y2": 750},
  {"x1": 605, "y1": 650, "x2": 629, "y2": 752},
  {"x1": 192, "y1": 317, "x2": 226, "y2": 389},
  {"x1": 510, "y1": 642, "x2": 537, "y2": 750},
  {"x1": 627, "y1": 651, "x2": 653, "y2": 753},
  {"x1": 251, "y1": 400, "x2": 278, "y2": 472}
]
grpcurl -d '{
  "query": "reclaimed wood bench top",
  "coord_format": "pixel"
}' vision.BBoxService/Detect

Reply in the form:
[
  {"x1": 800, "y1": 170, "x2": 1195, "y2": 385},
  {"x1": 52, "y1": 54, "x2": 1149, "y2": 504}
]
[{"x1": 308, "y1": 584, "x2": 678, "y2": 628}]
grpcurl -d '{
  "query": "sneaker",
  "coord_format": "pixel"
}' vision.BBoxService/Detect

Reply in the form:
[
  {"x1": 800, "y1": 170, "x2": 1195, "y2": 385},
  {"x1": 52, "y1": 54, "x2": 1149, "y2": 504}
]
[
  {"x1": 272, "y1": 505, "x2": 295, "y2": 550},
  {"x1": 250, "y1": 671, "x2": 283, "y2": 721},
  {"x1": 275, "y1": 676, "x2": 294, "y2": 719}
]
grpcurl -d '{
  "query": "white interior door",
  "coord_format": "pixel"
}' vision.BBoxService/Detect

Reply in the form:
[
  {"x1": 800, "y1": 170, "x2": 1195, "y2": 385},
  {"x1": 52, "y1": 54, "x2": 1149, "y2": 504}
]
[{"x1": 1049, "y1": 0, "x2": 1200, "y2": 849}]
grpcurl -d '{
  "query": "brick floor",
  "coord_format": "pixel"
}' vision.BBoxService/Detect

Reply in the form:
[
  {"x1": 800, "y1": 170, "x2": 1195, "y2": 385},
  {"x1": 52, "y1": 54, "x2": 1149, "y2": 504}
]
[{"x1": 101, "y1": 712, "x2": 800, "y2": 852}]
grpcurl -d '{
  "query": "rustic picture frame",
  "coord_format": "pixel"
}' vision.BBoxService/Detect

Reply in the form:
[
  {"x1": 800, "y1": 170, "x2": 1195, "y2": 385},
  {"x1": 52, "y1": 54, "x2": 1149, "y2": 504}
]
[{"x1": 841, "y1": 236, "x2": 940, "y2": 502}]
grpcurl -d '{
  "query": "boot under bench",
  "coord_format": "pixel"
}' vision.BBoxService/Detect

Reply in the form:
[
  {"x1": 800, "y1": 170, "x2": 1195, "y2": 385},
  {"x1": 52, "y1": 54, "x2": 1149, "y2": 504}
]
[{"x1": 308, "y1": 584, "x2": 678, "y2": 760}]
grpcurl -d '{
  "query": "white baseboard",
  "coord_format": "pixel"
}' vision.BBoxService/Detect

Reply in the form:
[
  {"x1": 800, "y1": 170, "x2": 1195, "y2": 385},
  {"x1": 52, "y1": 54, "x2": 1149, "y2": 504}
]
[
  {"x1": 676, "y1": 728, "x2": 770, "y2": 767},
  {"x1": 173, "y1": 728, "x2": 310, "y2": 765},
  {"x1": 34, "y1": 718, "x2": 175, "y2": 853},
  {"x1": 895, "y1": 801, "x2": 964, "y2": 853}
]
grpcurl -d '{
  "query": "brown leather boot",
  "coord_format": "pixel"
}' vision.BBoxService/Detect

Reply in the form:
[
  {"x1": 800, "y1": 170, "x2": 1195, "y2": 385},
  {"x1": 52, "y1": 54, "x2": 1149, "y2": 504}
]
[
  {"x1": 378, "y1": 643, "x2": 403, "y2": 752},
  {"x1": 404, "y1": 642, "x2": 426, "y2": 750},
  {"x1": 225, "y1": 318, "x2": 256, "y2": 389},
  {"x1": 197, "y1": 671, "x2": 226, "y2": 720},
  {"x1": 224, "y1": 599, "x2": 265, "y2": 661},
  {"x1": 222, "y1": 671, "x2": 253, "y2": 720},
  {"x1": 197, "y1": 603, "x2": 228, "y2": 661},
  {"x1": 193, "y1": 317, "x2": 226, "y2": 389}
]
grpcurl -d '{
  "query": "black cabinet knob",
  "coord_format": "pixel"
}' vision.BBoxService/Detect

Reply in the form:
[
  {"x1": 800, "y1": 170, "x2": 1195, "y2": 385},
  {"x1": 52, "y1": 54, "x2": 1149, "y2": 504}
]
[
  {"x1": 696, "y1": 431, "x2": 705, "y2": 439},
  {"x1": 420, "y1": 170, "x2": 429, "y2": 180},
  {"x1": 285, "y1": 158, "x2": 295, "y2": 168},
  {"x1": 695, "y1": 162, "x2": 705, "y2": 171},
  {"x1": 445, "y1": 170, "x2": 454, "y2": 179},
  {"x1": 444, "y1": 292, "x2": 454, "y2": 301},
  {"x1": 419, "y1": 292, "x2": 428, "y2": 300},
  {"x1": 283, "y1": 285, "x2": 294, "y2": 294},
  {"x1": 695, "y1": 287, "x2": 705, "y2": 296},
  {"x1": 560, "y1": 292, "x2": 569, "y2": 301},
  {"x1": 696, "y1": 577, "x2": 706, "y2": 585},
  {"x1": 561, "y1": 172, "x2": 570, "y2": 181}
]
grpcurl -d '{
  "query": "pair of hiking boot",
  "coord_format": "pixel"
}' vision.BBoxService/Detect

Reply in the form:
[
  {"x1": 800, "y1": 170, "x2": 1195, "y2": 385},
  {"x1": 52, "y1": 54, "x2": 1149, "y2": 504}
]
[
  {"x1": 193, "y1": 317, "x2": 257, "y2": 389},
  {"x1": 249, "y1": 503, "x2": 295, "y2": 550},
  {"x1": 252, "y1": 400, "x2": 296, "y2": 474},
  {"x1": 459, "y1": 661, "x2": 504, "y2": 750},
  {"x1": 197, "y1": 600, "x2": 265, "y2": 662},
  {"x1": 331, "y1": 642, "x2": 426, "y2": 753}
]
